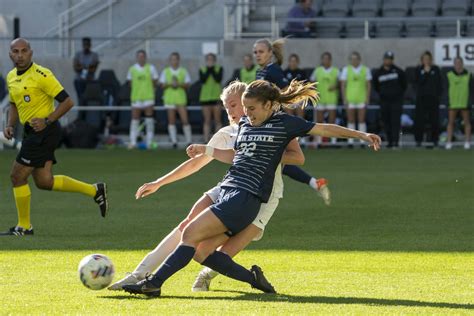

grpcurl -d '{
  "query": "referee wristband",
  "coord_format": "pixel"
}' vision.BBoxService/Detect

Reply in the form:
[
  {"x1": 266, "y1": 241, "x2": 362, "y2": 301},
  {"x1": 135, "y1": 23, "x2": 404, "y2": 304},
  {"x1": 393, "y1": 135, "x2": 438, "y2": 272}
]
[{"x1": 204, "y1": 146, "x2": 215, "y2": 157}]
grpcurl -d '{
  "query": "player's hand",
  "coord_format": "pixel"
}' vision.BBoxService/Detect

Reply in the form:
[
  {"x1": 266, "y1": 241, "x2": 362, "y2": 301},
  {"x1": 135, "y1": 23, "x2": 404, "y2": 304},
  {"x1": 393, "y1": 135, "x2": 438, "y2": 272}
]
[
  {"x1": 361, "y1": 133, "x2": 381, "y2": 151},
  {"x1": 186, "y1": 144, "x2": 206, "y2": 158},
  {"x1": 3, "y1": 126, "x2": 14, "y2": 140},
  {"x1": 30, "y1": 118, "x2": 47, "y2": 132},
  {"x1": 135, "y1": 181, "x2": 161, "y2": 199}
]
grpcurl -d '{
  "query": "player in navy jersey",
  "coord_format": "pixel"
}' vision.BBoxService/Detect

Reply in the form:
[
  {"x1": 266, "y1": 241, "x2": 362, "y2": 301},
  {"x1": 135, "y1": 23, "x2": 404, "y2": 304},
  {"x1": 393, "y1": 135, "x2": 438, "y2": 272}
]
[
  {"x1": 253, "y1": 38, "x2": 330, "y2": 204},
  {"x1": 122, "y1": 79, "x2": 380, "y2": 297}
]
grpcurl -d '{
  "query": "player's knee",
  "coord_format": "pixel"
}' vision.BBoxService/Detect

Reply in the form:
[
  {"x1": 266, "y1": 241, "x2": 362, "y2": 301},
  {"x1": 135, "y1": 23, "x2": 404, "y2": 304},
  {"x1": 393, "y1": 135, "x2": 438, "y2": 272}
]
[
  {"x1": 181, "y1": 225, "x2": 199, "y2": 246},
  {"x1": 178, "y1": 218, "x2": 191, "y2": 231},
  {"x1": 10, "y1": 172, "x2": 26, "y2": 186},
  {"x1": 34, "y1": 177, "x2": 53, "y2": 190}
]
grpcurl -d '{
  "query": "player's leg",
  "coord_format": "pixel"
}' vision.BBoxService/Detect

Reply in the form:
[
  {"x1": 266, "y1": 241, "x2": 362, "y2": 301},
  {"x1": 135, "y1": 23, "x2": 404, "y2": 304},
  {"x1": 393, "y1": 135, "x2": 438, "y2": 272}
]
[
  {"x1": 32, "y1": 160, "x2": 108, "y2": 217},
  {"x1": 282, "y1": 165, "x2": 330, "y2": 205},
  {"x1": 391, "y1": 100, "x2": 403, "y2": 148},
  {"x1": 167, "y1": 107, "x2": 178, "y2": 148},
  {"x1": 177, "y1": 106, "x2": 192, "y2": 145},
  {"x1": 347, "y1": 107, "x2": 356, "y2": 146},
  {"x1": 357, "y1": 106, "x2": 367, "y2": 145},
  {"x1": 1, "y1": 161, "x2": 34, "y2": 235},
  {"x1": 445, "y1": 109, "x2": 456, "y2": 149},
  {"x1": 212, "y1": 103, "x2": 223, "y2": 133},
  {"x1": 428, "y1": 96, "x2": 440, "y2": 147},
  {"x1": 108, "y1": 194, "x2": 214, "y2": 290},
  {"x1": 461, "y1": 109, "x2": 471, "y2": 149},
  {"x1": 129, "y1": 107, "x2": 141, "y2": 149},
  {"x1": 328, "y1": 108, "x2": 338, "y2": 144},
  {"x1": 144, "y1": 105, "x2": 155, "y2": 148},
  {"x1": 315, "y1": 108, "x2": 325, "y2": 146},
  {"x1": 380, "y1": 100, "x2": 392, "y2": 147},
  {"x1": 201, "y1": 105, "x2": 212, "y2": 143},
  {"x1": 192, "y1": 197, "x2": 279, "y2": 291}
]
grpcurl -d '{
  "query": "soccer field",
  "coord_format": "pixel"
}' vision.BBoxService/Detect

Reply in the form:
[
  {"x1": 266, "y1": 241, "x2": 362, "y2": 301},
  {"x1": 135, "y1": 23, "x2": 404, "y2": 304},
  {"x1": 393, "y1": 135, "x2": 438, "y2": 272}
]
[{"x1": 0, "y1": 149, "x2": 473, "y2": 315}]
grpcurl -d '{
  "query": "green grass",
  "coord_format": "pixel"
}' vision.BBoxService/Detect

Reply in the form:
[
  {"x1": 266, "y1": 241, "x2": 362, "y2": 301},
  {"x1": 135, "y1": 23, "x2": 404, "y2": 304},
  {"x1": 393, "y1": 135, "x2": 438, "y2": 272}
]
[{"x1": 0, "y1": 149, "x2": 473, "y2": 315}]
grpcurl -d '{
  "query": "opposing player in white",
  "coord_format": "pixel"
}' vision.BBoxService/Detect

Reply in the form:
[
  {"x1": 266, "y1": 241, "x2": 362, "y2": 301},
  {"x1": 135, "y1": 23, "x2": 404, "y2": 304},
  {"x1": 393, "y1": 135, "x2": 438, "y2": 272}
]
[{"x1": 108, "y1": 81, "x2": 303, "y2": 291}]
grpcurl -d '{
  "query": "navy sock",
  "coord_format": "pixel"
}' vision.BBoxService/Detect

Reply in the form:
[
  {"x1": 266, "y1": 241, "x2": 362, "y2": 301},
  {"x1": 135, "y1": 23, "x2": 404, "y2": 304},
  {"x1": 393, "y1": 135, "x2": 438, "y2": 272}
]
[
  {"x1": 202, "y1": 251, "x2": 255, "y2": 286},
  {"x1": 282, "y1": 165, "x2": 312, "y2": 185},
  {"x1": 150, "y1": 245, "x2": 195, "y2": 288}
]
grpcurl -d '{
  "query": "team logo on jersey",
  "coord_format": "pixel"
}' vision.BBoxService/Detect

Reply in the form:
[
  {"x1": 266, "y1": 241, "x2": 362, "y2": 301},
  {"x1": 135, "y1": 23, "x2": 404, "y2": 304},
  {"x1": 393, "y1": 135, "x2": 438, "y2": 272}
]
[
  {"x1": 24, "y1": 95, "x2": 31, "y2": 102},
  {"x1": 265, "y1": 123, "x2": 273, "y2": 128}
]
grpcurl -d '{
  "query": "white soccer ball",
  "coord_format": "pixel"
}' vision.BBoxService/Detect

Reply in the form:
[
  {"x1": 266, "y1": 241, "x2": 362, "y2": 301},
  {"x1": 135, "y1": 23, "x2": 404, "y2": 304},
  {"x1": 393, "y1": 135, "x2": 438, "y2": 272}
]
[{"x1": 78, "y1": 254, "x2": 115, "y2": 290}]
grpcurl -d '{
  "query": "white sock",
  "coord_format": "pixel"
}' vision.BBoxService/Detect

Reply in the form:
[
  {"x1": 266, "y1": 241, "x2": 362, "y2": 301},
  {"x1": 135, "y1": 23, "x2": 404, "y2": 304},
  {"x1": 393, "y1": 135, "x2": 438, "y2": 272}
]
[
  {"x1": 200, "y1": 266, "x2": 219, "y2": 279},
  {"x1": 130, "y1": 119, "x2": 139, "y2": 146},
  {"x1": 348, "y1": 123, "x2": 355, "y2": 144},
  {"x1": 145, "y1": 117, "x2": 155, "y2": 147},
  {"x1": 168, "y1": 124, "x2": 177, "y2": 144},
  {"x1": 309, "y1": 177, "x2": 318, "y2": 190},
  {"x1": 183, "y1": 124, "x2": 192, "y2": 144},
  {"x1": 359, "y1": 123, "x2": 367, "y2": 143},
  {"x1": 132, "y1": 227, "x2": 181, "y2": 279},
  {"x1": 331, "y1": 137, "x2": 337, "y2": 144}
]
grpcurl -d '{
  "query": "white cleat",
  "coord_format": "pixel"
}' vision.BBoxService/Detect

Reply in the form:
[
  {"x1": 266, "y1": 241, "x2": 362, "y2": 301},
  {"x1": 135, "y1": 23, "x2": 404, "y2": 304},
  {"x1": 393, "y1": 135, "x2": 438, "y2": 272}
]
[
  {"x1": 464, "y1": 142, "x2": 471, "y2": 150},
  {"x1": 316, "y1": 178, "x2": 331, "y2": 206},
  {"x1": 192, "y1": 270, "x2": 214, "y2": 292},
  {"x1": 445, "y1": 142, "x2": 452, "y2": 150},
  {"x1": 108, "y1": 273, "x2": 140, "y2": 291}
]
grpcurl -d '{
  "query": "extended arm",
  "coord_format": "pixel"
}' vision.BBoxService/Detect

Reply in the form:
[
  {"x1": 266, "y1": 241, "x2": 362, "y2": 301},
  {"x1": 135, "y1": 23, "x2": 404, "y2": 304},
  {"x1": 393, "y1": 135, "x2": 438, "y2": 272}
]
[
  {"x1": 187, "y1": 144, "x2": 235, "y2": 164},
  {"x1": 135, "y1": 154, "x2": 213, "y2": 199},
  {"x1": 309, "y1": 123, "x2": 381, "y2": 150}
]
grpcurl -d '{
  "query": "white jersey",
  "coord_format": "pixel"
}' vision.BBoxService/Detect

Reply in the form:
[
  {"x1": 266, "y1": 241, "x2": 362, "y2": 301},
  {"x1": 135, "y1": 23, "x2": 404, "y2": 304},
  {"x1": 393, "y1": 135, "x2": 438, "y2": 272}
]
[{"x1": 207, "y1": 124, "x2": 284, "y2": 199}]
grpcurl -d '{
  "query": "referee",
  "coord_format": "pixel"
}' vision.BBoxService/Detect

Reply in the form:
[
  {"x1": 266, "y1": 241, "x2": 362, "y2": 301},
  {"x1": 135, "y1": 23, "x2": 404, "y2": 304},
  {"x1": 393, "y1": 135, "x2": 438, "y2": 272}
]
[{"x1": 1, "y1": 38, "x2": 108, "y2": 237}]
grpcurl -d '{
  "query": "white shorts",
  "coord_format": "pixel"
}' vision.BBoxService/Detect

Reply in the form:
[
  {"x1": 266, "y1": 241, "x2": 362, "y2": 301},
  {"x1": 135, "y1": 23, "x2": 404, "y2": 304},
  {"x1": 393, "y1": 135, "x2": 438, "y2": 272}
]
[
  {"x1": 348, "y1": 103, "x2": 366, "y2": 110},
  {"x1": 205, "y1": 185, "x2": 279, "y2": 241},
  {"x1": 131, "y1": 100, "x2": 154, "y2": 109},
  {"x1": 317, "y1": 104, "x2": 337, "y2": 111}
]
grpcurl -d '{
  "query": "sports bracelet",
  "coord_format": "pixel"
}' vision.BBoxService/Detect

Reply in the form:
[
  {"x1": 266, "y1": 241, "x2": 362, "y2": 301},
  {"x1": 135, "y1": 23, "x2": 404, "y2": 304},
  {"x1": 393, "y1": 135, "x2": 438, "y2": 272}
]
[{"x1": 205, "y1": 146, "x2": 214, "y2": 157}]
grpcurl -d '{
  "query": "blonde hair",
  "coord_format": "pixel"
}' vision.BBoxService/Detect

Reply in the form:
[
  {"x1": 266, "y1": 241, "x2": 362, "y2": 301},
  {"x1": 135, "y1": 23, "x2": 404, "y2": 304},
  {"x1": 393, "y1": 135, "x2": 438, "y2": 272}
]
[
  {"x1": 243, "y1": 79, "x2": 319, "y2": 110},
  {"x1": 254, "y1": 38, "x2": 286, "y2": 66},
  {"x1": 220, "y1": 80, "x2": 248, "y2": 103}
]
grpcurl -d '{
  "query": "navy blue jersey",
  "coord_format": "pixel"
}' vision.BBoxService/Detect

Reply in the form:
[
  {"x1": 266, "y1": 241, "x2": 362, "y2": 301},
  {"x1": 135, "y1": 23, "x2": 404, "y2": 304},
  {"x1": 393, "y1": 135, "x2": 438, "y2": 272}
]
[
  {"x1": 220, "y1": 112, "x2": 315, "y2": 202},
  {"x1": 256, "y1": 63, "x2": 288, "y2": 89}
]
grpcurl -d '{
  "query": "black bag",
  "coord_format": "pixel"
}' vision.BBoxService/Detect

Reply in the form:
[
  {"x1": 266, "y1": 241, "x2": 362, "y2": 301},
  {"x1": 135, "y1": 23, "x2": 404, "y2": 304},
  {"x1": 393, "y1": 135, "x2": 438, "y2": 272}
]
[{"x1": 63, "y1": 119, "x2": 99, "y2": 148}]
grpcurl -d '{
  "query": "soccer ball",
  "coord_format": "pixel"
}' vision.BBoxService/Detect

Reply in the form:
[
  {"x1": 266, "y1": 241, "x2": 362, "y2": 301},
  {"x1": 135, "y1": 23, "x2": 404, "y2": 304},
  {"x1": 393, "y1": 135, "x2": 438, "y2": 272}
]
[{"x1": 78, "y1": 254, "x2": 115, "y2": 290}]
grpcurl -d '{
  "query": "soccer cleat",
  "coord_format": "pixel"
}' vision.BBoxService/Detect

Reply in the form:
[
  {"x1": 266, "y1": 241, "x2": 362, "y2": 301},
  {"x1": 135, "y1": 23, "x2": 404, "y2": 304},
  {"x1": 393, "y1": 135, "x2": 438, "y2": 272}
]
[
  {"x1": 108, "y1": 273, "x2": 140, "y2": 291},
  {"x1": 191, "y1": 270, "x2": 213, "y2": 292},
  {"x1": 122, "y1": 275, "x2": 161, "y2": 297},
  {"x1": 93, "y1": 183, "x2": 108, "y2": 217},
  {"x1": 445, "y1": 142, "x2": 452, "y2": 150},
  {"x1": 250, "y1": 265, "x2": 276, "y2": 294},
  {"x1": 0, "y1": 226, "x2": 34, "y2": 236},
  {"x1": 316, "y1": 178, "x2": 331, "y2": 206},
  {"x1": 464, "y1": 142, "x2": 471, "y2": 150}
]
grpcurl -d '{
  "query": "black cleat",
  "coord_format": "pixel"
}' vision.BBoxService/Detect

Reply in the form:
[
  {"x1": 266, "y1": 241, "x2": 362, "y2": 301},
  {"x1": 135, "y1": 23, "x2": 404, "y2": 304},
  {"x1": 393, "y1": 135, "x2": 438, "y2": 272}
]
[
  {"x1": 0, "y1": 226, "x2": 34, "y2": 236},
  {"x1": 122, "y1": 276, "x2": 161, "y2": 297},
  {"x1": 94, "y1": 183, "x2": 108, "y2": 217},
  {"x1": 250, "y1": 265, "x2": 276, "y2": 293}
]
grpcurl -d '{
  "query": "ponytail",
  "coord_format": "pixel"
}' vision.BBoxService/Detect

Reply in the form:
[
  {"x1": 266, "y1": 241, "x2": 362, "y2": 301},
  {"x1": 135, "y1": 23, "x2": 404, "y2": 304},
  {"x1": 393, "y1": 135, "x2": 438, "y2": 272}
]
[{"x1": 243, "y1": 79, "x2": 319, "y2": 110}]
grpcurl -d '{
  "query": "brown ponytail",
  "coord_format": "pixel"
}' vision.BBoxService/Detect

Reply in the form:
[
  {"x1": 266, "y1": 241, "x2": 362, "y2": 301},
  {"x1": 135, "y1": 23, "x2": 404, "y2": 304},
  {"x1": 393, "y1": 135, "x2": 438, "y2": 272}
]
[
  {"x1": 254, "y1": 38, "x2": 286, "y2": 66},
  {"x1": 243, "y1": 79, "x2": 319, "y2": 110}
]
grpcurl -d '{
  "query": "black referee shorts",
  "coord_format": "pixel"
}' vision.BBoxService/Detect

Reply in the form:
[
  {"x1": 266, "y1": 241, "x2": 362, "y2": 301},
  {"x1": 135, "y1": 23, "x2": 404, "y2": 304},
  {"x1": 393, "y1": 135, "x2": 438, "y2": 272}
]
[{"x1": 16, "y1": 121, "x2": 62, "y2": 168}]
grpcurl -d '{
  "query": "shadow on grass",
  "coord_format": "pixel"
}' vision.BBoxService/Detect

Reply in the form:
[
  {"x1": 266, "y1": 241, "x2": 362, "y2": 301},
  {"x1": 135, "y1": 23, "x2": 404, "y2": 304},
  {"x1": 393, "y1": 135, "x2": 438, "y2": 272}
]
[{"x1": 99, "y1": 291, "x2": 474, "y2": 310}]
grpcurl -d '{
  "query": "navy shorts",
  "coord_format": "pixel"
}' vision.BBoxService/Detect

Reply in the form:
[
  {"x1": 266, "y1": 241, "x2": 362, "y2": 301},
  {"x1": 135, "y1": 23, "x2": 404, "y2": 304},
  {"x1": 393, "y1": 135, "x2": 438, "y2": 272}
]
[
  {"x1": 16, "y1": 121, "x2": 62, "y2": 168},
  {"x1": 210, "y1": 187, "x2": 261, "y2": 236}
]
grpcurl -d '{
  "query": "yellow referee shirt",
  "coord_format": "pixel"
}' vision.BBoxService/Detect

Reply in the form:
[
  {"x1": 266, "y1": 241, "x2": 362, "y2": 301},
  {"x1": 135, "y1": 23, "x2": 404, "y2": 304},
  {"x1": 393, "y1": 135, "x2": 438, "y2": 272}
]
[{"x1": 7, "y1": 63, "x2": 64, "y2": 125}]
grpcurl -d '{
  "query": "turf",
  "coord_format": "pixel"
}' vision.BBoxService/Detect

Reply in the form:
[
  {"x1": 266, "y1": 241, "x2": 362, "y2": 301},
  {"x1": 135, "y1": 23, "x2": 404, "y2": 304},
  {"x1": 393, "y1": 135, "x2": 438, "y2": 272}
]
[{"x1": 0, "y1": 148, "x2": 473, "y2": 315}]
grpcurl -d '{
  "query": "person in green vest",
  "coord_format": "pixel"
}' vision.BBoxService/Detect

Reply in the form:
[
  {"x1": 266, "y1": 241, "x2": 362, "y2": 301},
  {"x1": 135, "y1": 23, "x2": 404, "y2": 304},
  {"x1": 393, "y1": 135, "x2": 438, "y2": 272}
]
[
  {"x1": 159, "y1": 52, "x2": 192, "y2": 148},
  {"x1": 127, "y1": 50, "x2": 158, "y2": 149},
  {"x1": 230, "y1": 54, "x2": 258, "y2": 85},
  {"x1": 311, "y1": 52, "x2": 339, "y2": 147},
  {"x1": 199, "y1": 53, "x2": 223, "y2": 142},
  {"x1": 340, "y1": 51, "x2": 372, "y2": 147},
  {"x1": 445, "y1": 57, "x2": 472, "y2": 150}
]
